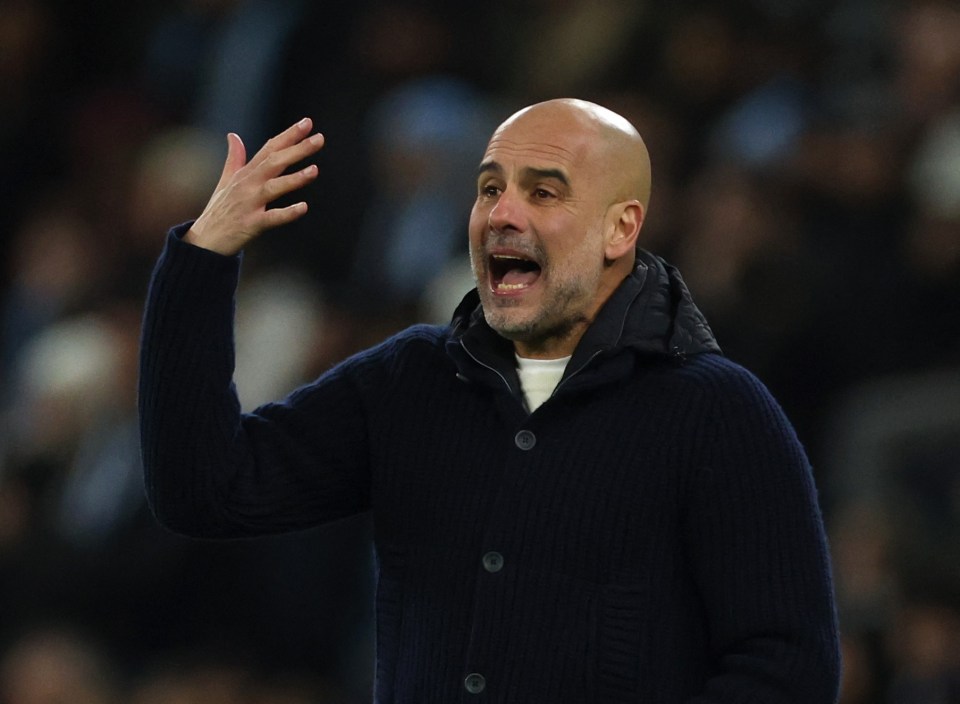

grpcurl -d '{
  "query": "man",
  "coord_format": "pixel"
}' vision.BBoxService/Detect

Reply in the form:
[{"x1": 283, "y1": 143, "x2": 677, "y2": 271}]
[{"x1": 139, "y1": 99, "x2": 841, "y2": 702}]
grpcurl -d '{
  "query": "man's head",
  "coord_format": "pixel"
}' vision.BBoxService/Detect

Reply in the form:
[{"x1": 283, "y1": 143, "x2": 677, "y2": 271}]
[{"x1": 468, "y1": 98, "x2": 650, "y2": 359}]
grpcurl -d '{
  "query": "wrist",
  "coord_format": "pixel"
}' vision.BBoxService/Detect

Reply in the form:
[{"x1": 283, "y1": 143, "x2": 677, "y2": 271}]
[{"x1": 184, "y1": 222, "x2": 241, "y2": 256}]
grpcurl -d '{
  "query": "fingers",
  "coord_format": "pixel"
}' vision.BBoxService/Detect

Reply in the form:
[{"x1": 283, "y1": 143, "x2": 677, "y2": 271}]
[
  {"x1": 187, "y1": 119, "x2": 322, "y2": 255},
  {"x1": 214, "y1": 132, "x2": 247, "y2": 192},
  {"x1": 225, "y1": 132, "x2": 247, "y2": 174},
  {"x1": 247, "y1": 117, "x2": 321, "y2": 172},
  {"x1": 260, "y1": 201, "x2": 309, "y2": 230},
  {"x1": 261, "y1": 163, "x2": 319, "y2": 203},
  {"x1": 219, "y1": 118, "x2": 323, "y2": 189},
  {"x1": 250, "y1": 131, "x2": 326, "y2": 182},
  {"x1": 272, "y1": 116, "x2": 313, "y2": 152}
]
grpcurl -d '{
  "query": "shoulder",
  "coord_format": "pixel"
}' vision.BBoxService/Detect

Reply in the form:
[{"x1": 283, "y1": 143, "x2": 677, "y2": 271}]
[
  {"x1": 660, "y1": 352, "x2": 774, "y2": 403},
  {"x1": 689, "y1": 352, "x2": 772, "y2": 391},
  {"x1": 663, "y1": 357, "x2": 818, "y2": 511},
  {"x1": 360, "y1": 323, "x2": 451, "y2": 362},
  {"x1": 281, "y1": 323, "x2": 454, "y2": 410},
  {"x1": 327, "y1": 323, "x2": 453, "y2": 382},
  {"x1": 667, "y1": 352, "x2": 798, "y2": 438}
]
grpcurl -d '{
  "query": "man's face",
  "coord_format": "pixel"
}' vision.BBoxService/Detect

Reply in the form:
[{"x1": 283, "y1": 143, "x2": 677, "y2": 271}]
[{"x1": 468, "y1": 112, "x2": 614, "y2": 358}]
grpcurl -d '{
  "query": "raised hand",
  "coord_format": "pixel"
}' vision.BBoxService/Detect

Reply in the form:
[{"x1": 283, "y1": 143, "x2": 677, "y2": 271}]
[{"x1": 185, "y1": 118, "x2": 325, "y2": 256}]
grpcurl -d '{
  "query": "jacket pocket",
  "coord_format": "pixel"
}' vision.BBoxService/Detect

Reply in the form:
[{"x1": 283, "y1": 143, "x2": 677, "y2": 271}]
[{"x1": 596, "y1": 583, "x2": 646, "y2": 702}]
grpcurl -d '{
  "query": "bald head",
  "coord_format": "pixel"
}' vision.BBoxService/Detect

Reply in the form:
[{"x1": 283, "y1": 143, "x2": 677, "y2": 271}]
[
  {"x1": 469, "y1": 98, "x2": 651, "y2": 357},
  {"x1": 493, "y1": 99, "x2": 651, "y2": 210}
]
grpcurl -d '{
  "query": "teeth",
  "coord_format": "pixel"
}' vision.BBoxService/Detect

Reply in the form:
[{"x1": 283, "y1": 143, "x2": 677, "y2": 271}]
[
  {"x1": 496, "y1": 282, "x2": 528, "y2": 290},
  {"x1": 492, "y1": 254, "x2": 527, "y2": 261}
]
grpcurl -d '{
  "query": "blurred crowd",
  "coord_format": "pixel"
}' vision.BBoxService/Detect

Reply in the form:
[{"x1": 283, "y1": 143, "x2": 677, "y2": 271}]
[{"x1": 1, "y1": 0, "x2": 959, "y2": 701}]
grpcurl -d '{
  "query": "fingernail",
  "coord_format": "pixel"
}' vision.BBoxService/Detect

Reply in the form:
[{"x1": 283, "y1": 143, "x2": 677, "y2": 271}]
[{"x1": 298, "y1": 117, "x2": 310, "y2": 129}]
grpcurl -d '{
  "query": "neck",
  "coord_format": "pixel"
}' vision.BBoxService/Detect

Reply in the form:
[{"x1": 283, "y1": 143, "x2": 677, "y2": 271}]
[{"x1": 513, "y1": 325, "x2": 586, "y2": 359}]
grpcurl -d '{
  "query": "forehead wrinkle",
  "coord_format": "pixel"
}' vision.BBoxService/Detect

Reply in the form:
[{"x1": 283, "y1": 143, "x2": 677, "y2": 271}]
[
  {"x1": 476, "y1": 160, "x2": 570, "y2": 184},
  {"x1": 485, "y1": 137, "x2": 578, "y2": 161},
  {"x1": 488, "y1": 98, "x2": 651, "y2": 208}
]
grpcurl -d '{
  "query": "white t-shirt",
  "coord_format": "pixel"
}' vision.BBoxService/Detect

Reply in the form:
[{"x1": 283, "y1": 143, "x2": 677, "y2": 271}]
[{"x1": 515, "y1": 354, "x2": 571, "y2": 412}]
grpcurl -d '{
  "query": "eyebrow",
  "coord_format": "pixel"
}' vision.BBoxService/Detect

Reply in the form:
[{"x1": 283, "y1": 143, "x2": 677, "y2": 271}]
[
  {"x1": 477, "y1": 160, "x2": 571, "y2": 187},
  {"x1": 477, "y1": 160, "x2": 502, "y2": 177}
]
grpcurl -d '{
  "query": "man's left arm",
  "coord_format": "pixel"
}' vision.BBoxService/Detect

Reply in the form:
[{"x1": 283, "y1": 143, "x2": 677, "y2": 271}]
[{"x1": 684, "y1": 366, "x2": 841, "y2": 703}]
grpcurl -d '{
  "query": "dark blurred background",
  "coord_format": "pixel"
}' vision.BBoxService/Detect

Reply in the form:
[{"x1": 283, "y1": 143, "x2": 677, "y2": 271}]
[{"x1": 1, "y1": 0, "x2": 958, "y2": 701}]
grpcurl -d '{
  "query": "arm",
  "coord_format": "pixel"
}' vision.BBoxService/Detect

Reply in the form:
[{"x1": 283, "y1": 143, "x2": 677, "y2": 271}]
[
  {"x1": 138, "y1": 120, "x2": 370, "y2": 538},
  {"x1": 684, "y1": 367, "x2": 841, "y2": 703}
]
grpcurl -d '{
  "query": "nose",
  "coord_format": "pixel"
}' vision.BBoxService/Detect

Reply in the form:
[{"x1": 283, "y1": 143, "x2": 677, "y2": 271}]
[{"x1": 488, "y1": 186, "x2": 526, "y2": 234}]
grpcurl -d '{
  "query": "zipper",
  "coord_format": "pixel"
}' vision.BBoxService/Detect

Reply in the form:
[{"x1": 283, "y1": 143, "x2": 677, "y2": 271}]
[
  {"x1": 550, "y1": 279, "x2": 639, "y2": 398},
  {"x1": 459, "y1": 339, "x2": 516, "y2": 396},
  {"x1": 550, "y1": 349, "x2": 604, "y2": 399},
  {"x1": 461, "y1": 339, "x2": 614, "y2": 404},
  {"x1": 459, "y1": 340, "x2": 606, "y2": 401}
]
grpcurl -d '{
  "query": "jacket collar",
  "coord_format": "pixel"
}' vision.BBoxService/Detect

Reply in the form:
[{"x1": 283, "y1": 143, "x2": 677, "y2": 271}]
[{"x1": 446, "y1": 248, "x2": 720, "y2": 394}]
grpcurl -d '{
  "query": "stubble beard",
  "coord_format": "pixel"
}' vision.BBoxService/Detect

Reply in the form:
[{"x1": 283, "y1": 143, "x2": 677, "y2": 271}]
[
  {"x1": 479, "y1": 269, "x2": 596, "y2": 352},
  {"x1": 469, "y1": 230, "x2": 603, "y2": 352}
]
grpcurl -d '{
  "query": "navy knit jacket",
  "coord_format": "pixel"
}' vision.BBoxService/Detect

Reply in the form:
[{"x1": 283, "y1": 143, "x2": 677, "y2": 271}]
[{"x1": 139, "y1": 225, "x2": 841, "y2": 703}]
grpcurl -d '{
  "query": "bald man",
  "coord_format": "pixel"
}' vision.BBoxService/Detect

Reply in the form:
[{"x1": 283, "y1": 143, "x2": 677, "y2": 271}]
[{"x1": 140, "y1": 100, "x2": 841, "y2": 702}]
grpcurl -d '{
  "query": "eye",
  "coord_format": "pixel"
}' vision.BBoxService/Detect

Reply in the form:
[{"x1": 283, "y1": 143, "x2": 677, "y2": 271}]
[
  {"x1": 480, "y1": 183, "x2": 502, "y2": 198},
  {"x1": 533, "y1": 187, "x2": 557, "y2": 200}
]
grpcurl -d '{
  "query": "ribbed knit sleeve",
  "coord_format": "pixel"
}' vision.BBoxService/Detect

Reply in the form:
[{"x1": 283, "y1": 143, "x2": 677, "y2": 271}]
[
  {"x1": 139, "y1": 226, "x2": 372, "y2": 538},
  {"x1": 682, "y1": 356, "x2": 840, "y2": 703}
]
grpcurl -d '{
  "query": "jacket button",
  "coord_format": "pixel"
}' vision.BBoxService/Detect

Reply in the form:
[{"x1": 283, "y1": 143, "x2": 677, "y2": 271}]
[
  {"x1": 464, "y1": 673, "x2": 486, "y2": 694},
  {"x1": 482, "y1": 551, "x2": 504, "y2": 573},
  {"x1": 514, "y1": 429, "x2": 536, "y2": 450}
]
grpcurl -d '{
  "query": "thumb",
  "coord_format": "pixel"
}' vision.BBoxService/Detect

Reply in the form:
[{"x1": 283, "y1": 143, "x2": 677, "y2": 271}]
[{"x1": 214, "y1": 132, "x2": 247, "y2": 190}]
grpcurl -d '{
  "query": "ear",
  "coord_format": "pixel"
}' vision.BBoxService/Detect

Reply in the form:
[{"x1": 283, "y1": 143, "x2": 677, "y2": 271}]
[{"x1": 604, "y1": 201, "x2": 645, "y2": 260}]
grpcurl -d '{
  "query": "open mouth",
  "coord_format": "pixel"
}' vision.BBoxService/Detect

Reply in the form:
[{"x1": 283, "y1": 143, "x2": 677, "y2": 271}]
[{"x1": 489, "y1": 253, "x2": 542, "y2": 292}]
